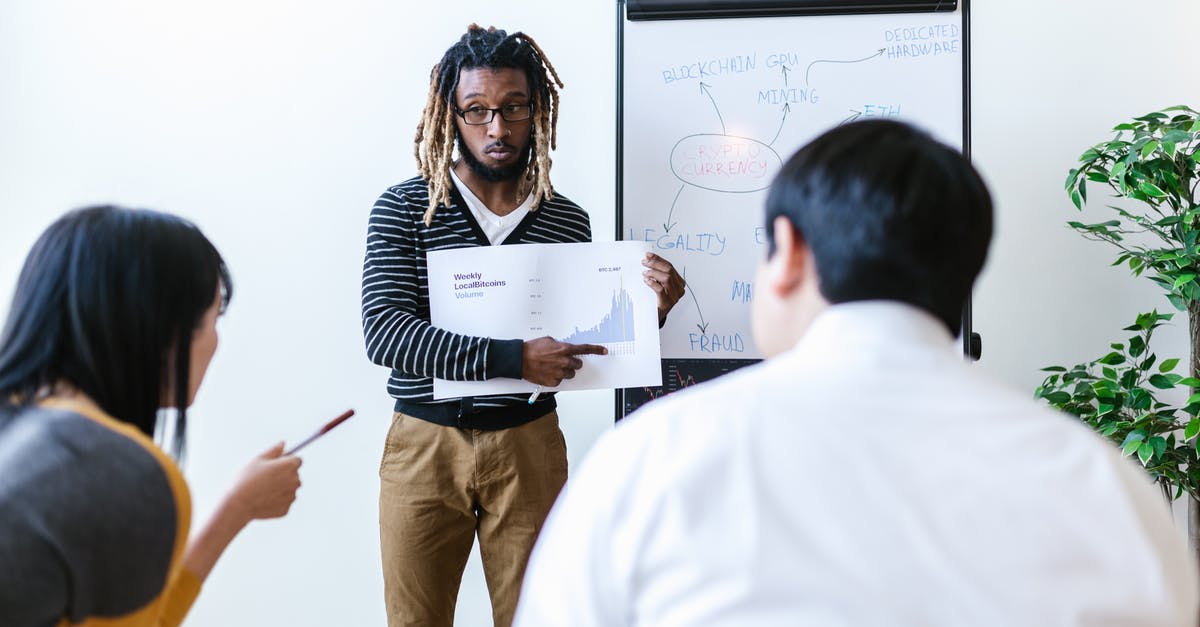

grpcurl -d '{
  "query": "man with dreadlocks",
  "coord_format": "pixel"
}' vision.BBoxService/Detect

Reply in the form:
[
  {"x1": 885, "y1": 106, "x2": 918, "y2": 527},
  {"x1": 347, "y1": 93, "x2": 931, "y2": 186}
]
[{"x1": 360, "y1": 24, "x2": 684, "y2": 627}]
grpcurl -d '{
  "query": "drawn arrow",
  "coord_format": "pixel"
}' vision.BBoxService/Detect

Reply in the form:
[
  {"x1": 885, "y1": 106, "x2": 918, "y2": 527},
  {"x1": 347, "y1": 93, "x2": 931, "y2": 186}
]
[
  {"x1": 805, "y1": 48, "x2": 886, "y2": 86},
  {"x1": 839, "y1": 109, "x2": 863, "y2": 126},
  {"x1": 681, "y1": 267, "x2": 710, "y2": 335},
  {"x1": 699, "y1": 82, "x2": 726, "y2": 135},
  {"x1": 769, "y1": 103, "x2": 791, "y2": 146},
  {"x1": 663, "y1": 184, "x2": 685, "y2": 232},
  {"x1": 781, "y1": 64, "x2": 791, "y2": 86}
]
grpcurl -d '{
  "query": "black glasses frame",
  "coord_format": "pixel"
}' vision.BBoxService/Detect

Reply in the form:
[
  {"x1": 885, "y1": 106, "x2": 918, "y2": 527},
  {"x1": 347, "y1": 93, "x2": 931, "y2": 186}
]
[{"x1": 453, "y1": 104, "x2": 534, "y2": 126}]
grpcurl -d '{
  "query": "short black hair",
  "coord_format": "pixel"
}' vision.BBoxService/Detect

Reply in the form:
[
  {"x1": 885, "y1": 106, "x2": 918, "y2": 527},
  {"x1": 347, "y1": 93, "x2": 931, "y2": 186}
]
[
  {"x1": 0, "y1": 206, "x2": 231, "y2": 458},
  {"x1": 765, "y1": 120, "x2": 992, "y2": 334}
]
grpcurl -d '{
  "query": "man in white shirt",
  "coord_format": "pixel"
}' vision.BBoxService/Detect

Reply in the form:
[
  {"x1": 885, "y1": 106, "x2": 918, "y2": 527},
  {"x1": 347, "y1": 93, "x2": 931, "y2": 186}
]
[{"x1": 514, "y1": 119, "x2": 1199, "y2": 627}]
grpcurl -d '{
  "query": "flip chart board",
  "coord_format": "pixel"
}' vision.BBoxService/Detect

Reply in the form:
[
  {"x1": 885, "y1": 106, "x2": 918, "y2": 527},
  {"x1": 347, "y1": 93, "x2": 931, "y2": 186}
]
[{"x1": 617, "y1": 0, "x2": 969, "y2": 415}]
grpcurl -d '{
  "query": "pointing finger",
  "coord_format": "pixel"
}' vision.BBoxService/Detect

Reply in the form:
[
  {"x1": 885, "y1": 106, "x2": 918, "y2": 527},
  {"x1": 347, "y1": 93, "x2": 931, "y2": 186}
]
[{"x1": 566, "y1": 343, "x2": 608, "y2": 356}]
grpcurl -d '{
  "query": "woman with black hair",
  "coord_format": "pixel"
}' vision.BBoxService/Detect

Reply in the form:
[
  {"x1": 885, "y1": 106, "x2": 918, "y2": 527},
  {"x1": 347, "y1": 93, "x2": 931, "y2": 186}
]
[{"x1": 0, "y1": 205, "x2": 303, "y2": 626}]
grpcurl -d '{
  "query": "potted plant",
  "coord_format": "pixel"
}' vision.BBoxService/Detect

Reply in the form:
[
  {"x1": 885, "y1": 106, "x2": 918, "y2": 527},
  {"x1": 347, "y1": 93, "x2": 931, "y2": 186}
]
[
  {"x1": 1035, "y1": 105, "x2": 1200, "y2": 554},
  {"x1": 1036, "y1": 311, "x2": 1200, "y2": 503}
]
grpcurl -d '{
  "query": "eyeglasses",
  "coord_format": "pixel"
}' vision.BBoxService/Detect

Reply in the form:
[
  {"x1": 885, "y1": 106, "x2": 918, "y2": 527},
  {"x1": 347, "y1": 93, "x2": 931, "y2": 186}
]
[{"x1": 453, "y1": 103, "x2": 533, "y2": 125}]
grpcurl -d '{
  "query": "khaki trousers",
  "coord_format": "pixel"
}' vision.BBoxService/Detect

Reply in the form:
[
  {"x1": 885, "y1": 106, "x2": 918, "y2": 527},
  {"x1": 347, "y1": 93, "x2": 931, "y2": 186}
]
[{"x1": 378, "y1": 411, "x2": 568, "y2": 627}]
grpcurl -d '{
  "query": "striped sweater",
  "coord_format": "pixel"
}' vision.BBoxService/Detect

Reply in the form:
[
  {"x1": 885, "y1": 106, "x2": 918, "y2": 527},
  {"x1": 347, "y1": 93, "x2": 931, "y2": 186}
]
[{"x1": 361, "y1": 175, "x2": 592, "y2": 429}]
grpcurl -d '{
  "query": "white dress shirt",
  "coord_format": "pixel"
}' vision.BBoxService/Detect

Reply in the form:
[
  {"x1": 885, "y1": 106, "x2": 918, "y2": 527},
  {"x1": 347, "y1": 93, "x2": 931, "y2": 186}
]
[
  {"x1": 515, "y1": 302, "x2": 1198, "y2": 627},
  {"x1": 450, "y1": 167, "x2": 532, "y2": 245}
]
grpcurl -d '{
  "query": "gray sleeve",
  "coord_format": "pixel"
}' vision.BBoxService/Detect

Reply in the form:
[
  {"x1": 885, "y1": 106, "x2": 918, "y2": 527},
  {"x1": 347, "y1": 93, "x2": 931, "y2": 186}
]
[{"x1": 0, "y1": 408, "x2": 180, "y2": 624}]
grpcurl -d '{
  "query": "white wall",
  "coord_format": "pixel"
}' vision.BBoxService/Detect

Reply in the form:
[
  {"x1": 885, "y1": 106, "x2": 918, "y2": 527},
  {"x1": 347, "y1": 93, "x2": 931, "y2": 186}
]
[
  {"x1": 971, "y1": 0, "x2": 1200, "y2": 392},
  {"x1": 0, "y1": 1, "x2": 1197, "y2": 626}
]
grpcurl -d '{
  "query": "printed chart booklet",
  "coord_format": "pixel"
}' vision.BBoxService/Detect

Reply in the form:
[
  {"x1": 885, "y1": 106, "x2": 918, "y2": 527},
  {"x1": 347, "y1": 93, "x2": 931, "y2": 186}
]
[{"x1": 428, "y1": 241, "x2": 663, "y2": 399}]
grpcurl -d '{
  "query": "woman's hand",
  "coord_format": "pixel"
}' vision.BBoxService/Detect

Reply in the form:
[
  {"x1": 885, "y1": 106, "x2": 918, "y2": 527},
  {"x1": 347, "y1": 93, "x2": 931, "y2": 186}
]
[
  {"x1": 225, "y1": 442, "x2": 302, "y2": 523},
  {"x1": 184, "y1": 442, "x2": 303, "y2": 582}
]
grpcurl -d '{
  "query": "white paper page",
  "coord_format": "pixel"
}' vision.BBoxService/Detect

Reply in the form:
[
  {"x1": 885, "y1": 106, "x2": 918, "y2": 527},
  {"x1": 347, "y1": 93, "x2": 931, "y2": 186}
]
[{"x1": 428, "y1": 241, "x2": 663, "y2": 399}]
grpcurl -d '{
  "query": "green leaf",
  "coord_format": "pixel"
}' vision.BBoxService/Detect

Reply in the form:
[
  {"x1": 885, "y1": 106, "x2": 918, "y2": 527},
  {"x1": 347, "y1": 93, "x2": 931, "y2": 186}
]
[
  {"x1": 1185, "y1": 418, "x2": 1200, "y2": 440},
  {"x1": 1110, "y1": 160, "x2": 1128, "y2": 182},
  {"x1": 1179, "y1": 377, "x2": 1200, "y2": 388},
  {"x1": 1064, "y1": 168, "x2": 1080, "y2": 190},
  {"x1": 1147, "y1": 372, "x2": 1176, "y2": 386},
  {"x1": 1159, "y1": 358, "x2": 1181, "y2": 373},
  {"x1": 1099, "y1": 352, "x2": 1125, "y2": 365},
  {"x1": 1130, "y1": 335, "x2": 1146, "y2": 357},
  {"x1": 1130, "y1": 389, "x2": 1153, "y2": 410},
  {"x1": 1042, "y1": 391, "x2": 1071, "y2": 405},
  {"x1": 1123, "y1": 439, "x2": 1142, "y2": 456},
  {"x1": 1141, "y1": 181, "x2": 1168, "y2": 198},
  {"x1": 1141, "y1": 141, "x2": 1159, "y2": 158},
  {"x1": 1162, "y1": 127, "x2": 1193, "y2": 140},
  {"x1": 1188, "y1": 392, "x2": 1200, "y2": 406},
  {"x1": 1122, "y1": 430, "x2": 1147, "y2": 446},
  {"x1": 1138, "y1": 441, "x2": 1154, "y2": 464},
  {"x1": 1041, "y1": 366, "x2": 1067, "y2": 372}
]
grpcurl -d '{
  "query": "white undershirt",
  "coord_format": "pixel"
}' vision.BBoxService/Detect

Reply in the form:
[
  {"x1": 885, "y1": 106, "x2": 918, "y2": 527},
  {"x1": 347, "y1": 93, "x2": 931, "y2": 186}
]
[{"x1": 449, "y1": 167, "x2": 533, "y2": 245}]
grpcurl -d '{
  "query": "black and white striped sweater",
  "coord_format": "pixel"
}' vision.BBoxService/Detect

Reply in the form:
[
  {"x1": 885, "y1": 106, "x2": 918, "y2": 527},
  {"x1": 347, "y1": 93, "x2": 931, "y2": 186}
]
[{"x1": 361, "y1": 175, "x2": 591, "y2": 429}]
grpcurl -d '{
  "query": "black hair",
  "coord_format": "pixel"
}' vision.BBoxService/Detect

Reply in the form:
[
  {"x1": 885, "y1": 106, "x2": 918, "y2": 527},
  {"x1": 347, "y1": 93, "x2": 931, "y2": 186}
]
[
  {"x1": 433, "y1": 24, "x2": 559, "y2": 113},
  {"x1": 0, "y1": 205, "x2": 232, "y2": 458},
  {"x1": 765, "y1": 119, "x2": 992, "y2": 334}
]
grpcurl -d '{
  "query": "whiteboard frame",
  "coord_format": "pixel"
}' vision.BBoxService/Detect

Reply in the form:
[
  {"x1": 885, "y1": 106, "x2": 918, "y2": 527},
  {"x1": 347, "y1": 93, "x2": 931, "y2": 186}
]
[{"x1": 615, "y1": 0, "x2": 973, "y2": 418}]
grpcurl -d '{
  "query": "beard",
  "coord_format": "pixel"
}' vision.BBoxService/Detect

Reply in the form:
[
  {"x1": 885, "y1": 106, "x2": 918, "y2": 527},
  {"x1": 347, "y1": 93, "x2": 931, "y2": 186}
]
[{"x1": 457, "y1": 135, "x2": 532, "y2": 182}]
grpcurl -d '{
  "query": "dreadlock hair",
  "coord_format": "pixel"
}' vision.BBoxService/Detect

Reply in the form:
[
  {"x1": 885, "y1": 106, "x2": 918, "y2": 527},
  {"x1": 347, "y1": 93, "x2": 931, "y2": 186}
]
[{"x1": 414, "y1": 24, "x2": 564, "y2": 226}]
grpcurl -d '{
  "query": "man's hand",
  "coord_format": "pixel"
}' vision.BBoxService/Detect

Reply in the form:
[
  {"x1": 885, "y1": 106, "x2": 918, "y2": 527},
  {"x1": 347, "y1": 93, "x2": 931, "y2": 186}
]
[
  {"x1": 642, "y1": 252, "x2": 686, "y2": 326},
  {"x1": 522, "y1": 337, "x2": 608, "y2": 387}
]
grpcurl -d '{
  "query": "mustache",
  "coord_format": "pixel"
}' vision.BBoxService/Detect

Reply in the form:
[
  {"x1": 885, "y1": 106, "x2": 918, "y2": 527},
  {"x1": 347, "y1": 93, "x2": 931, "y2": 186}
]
[{"x1": 484, "y1": 141, "x2": 516, "y2": 152}]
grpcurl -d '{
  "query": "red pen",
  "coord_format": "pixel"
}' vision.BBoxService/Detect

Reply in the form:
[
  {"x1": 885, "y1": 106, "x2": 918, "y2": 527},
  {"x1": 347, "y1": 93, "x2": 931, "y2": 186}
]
[{"x1": 284, "y1": 409, "x2": 355, "y2": 455}]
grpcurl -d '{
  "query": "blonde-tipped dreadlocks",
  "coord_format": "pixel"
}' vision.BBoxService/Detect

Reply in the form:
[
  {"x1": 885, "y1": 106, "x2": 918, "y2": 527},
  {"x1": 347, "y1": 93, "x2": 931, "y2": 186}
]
[{"x1": 413, "y1": 24, "x2": 564, "y2": 227}]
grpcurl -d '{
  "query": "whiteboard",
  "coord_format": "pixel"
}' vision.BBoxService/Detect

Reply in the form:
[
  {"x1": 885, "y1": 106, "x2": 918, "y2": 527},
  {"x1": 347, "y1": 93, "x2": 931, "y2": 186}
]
[{"x1": 620, "y1": 6, "x2": 965, "y2": 361}]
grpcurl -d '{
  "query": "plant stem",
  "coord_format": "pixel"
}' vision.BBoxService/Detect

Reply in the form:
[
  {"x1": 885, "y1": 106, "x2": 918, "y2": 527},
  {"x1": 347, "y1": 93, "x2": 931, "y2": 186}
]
[{"x1": 1190, "y1": 303, "x2": 1200, "y2": 565}]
